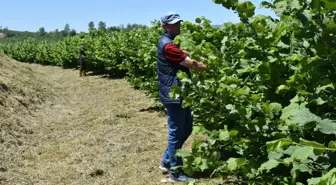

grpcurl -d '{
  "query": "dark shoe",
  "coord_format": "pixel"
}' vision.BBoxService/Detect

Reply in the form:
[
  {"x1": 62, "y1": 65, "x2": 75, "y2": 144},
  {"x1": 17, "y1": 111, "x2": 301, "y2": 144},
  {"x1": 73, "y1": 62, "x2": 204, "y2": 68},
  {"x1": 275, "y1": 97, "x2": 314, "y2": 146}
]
[{"x1": 168, "y1": 174, "x2": 195, "y2": 182}]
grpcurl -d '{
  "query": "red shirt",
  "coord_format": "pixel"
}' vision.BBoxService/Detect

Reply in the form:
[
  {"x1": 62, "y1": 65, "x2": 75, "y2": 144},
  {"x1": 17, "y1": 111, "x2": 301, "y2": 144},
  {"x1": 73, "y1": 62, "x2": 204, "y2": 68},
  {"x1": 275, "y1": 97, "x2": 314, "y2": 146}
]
[{"x1": 163, "y1": 43, "x2": 187, "y2": 63}]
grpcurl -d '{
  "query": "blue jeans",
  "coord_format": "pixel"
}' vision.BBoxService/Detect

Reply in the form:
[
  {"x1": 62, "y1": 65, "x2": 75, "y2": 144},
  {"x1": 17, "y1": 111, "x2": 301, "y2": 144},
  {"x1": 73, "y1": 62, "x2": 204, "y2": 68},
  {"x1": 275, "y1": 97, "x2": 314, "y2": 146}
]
[{"x1": 161, "y1": 103, "x2": 193, "y2": 177}]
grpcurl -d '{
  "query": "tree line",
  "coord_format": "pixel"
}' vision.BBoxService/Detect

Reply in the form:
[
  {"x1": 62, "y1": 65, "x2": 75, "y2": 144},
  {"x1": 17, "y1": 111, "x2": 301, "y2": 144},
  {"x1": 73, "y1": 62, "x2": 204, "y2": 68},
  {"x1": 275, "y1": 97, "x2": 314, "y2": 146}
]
[{"x1": 0, "y1": 21, "x2": 147, "y2": 44}]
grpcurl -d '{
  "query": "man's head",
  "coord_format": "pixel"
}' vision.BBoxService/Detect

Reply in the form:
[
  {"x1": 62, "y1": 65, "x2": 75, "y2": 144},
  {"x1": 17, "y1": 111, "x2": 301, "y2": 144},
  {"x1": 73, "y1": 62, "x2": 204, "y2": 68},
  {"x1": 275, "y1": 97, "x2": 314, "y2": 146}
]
[{"x1": 161, "y1": 12, "x2": 182, "y2": 36}]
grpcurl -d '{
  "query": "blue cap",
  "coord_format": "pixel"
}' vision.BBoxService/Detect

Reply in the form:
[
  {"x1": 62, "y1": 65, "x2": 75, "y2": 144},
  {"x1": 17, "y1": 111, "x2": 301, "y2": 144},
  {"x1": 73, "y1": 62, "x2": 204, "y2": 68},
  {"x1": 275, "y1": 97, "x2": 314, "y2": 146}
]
[{"x1": 161, "y1": 12, "x2": 183, "y2": 24}]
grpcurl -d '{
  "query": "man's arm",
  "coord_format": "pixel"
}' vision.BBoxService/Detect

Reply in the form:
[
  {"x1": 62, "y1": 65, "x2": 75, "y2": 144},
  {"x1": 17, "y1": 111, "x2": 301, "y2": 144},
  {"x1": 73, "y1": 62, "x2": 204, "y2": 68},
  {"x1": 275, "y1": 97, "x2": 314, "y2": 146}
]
[
  {"x1": 180, "y1": 56, "x2": 207, "y2": 72},
  {"x1": 182, "y1": 50, "x2": 190, "y2": 56},
  {"x1": 182, "y1": 50, "x2": 205, "y2": 63},
  {"x1": 163, "y1": 44, "x2": 206, "y2": 71}
]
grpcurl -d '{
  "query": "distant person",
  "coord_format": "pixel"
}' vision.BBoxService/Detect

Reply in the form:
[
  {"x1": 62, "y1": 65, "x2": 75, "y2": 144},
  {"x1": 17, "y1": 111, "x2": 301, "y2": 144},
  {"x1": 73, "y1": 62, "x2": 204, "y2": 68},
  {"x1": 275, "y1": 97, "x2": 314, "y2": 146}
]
[
  {"x1": 156, "y1": 12, "x2": 207, "y2": 182},
  {"x1": 78, "y1": 39, "x2": 87, "y2": 77}
]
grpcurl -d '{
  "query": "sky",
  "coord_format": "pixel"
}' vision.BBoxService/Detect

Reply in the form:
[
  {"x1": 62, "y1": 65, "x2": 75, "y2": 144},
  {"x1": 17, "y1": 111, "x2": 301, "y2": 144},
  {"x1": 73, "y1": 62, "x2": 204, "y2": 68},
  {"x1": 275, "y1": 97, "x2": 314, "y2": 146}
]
[{"x1": 1, "y1": 0, "x2": 276, "y2": 32}]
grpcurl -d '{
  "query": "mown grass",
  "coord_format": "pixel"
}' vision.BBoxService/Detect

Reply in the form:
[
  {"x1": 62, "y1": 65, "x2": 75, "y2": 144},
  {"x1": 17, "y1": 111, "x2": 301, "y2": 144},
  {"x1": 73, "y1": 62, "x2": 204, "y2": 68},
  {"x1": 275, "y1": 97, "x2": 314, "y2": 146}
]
[{"x1": 0, "y1": 55, "x2": 229, "y2": 185}]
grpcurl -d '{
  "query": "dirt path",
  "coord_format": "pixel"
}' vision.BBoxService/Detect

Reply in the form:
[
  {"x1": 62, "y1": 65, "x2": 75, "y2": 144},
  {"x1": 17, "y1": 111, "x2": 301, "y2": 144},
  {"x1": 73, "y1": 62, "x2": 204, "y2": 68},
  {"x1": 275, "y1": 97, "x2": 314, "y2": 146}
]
[{"x1": 1, "y1": 59, "x2": 223, "y2": 185}]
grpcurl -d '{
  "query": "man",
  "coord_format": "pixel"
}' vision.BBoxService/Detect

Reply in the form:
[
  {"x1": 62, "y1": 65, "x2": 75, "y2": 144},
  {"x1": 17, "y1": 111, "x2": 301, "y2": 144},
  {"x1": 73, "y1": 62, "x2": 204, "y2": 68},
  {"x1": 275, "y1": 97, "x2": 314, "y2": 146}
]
[
  {"x1": 157, "y1": 12, "x2": 207, "y2": 182},
  {"x1": 78, "y1": 39, "x2": 87, "y2": 77}
]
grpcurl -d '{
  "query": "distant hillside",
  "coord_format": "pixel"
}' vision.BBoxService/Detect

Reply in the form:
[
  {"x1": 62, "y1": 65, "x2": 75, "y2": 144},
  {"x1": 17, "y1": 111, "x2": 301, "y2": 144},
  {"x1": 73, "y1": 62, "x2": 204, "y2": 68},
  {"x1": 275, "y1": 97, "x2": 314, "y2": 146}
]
[
  {"x1": 0, "y1": 33, "x2": 6, "y2": 38},
  {"x1": 0, "y1": 28, "x2": 75, "y2": 44},
  {"x1": 211, "y1": 24, "x2": 223, "y2": 28}
]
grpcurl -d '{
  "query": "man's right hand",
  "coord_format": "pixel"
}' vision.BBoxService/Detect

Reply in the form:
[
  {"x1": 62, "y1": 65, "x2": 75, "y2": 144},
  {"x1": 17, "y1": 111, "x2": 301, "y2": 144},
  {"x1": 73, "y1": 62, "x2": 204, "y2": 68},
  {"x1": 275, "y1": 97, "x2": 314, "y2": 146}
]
[{"x1": 180, "y1": 56, "x2": 207, "y2": 72}]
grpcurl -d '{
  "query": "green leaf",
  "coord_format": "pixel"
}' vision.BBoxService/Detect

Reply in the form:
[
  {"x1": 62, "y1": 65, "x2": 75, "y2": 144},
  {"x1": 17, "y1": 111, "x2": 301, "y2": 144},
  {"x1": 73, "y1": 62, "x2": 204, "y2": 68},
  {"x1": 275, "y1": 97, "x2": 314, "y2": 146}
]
[
  {"x1": 230, "y1": 130, "x2": 239, "y2": 137},
  {"x1": 213, "y1": 0, "x2": 222, "y2": 4},
  {"x1": 291, "y1": 146, "x2": 315, "y2": 161},
  {"x1": 219, "y1": 130, "x2": 230, "y2": 141},
  {"x1": 176, "y1": 149, "x2": 192, "y2": 157},
  {"x1": 251, "y1": 94, "x2": 262, "y2": 103},
  {"x1": 284, "y1": 146, "x2": 301, "y2": 155},
  {"x1": 329, "y1": 141, "x2": 336, "y2": 149},
  {"x1": 274, "y1": 1, "x2": 288, "y2": 16},
  {"x1": 291, "y1": 162, "x2": 312, "y2": 183},
  {"x1": 169, "y1": 85, "x2": 181, "y2": 100},
  {"x1": 311, "y1": 0, "x2": 320, "y2": 11},
  {"x1": 192, "y1": 125, "x2": 205, "y2": 135},
  {"x1": 236, "y1": 1, "x2": 256, "y2": 19},
  {"x1": 177, "y1": 71, "x2": 191, "y2": 84},
  {"x1": 258, "y1": 62, "x2": 270, "y2": 74},
  {"x1": 283, "y1": 105, "x2": 320, "y2": 127},
  {"x1": 262, "y1": 102, "x2": 271, "y2": 114},
  {"x1": 200, "y1": 97, "x2": 208, "y2": 104},
  {"x1": 277, "y1": 40, "x2": 290, "y2": 48},
  {"x1": 195, "y1": 18, "x2": 202, "y2": 23},
  {"x1": 187, "y1": 182, "x2": 196, "y2": 185},
  {"x1": 314, "y1": 97, "x2": 327, "y2": 105},
  {"x1": 195, "y1": 157, "x2": 202, "y2": 165},
  {"x1": 176, "y1": 71, "x2": 189, "y2": 80},
  {"x1": 308, "y1": 168, "x2": 336, "y2": 185},
  {"x1": 323, "y1": 0, "x2": 336, "y2": 11},
  {"x1": 259, "y1": 159, "x2": 280, "y2": 172},
  {"x1": 200, "y1": 159, "x2": 209, "y2": 171},
  {"x1": 303, "y1": 40, "x2": 310, "y2": 48},
  {"x1": 268, "y1": 152, "x2": 284, "y2": 159},
  {"x1": 181, "y1": 78, "x2": 192, "y2": 84},
  {"x1": 316, "y1": 83, "x2": 335, "y2": 94},
  {"x1": 276, "y1": 85, "x2": 290, "y2": 94},
  {"x1": 270, "y1": 102, "x2": 282, "y2": 113},
  {"x1": 308, "y1": 177, "x2": 321, "y2": 185},
  {"x1": 290, "y1": 0, "x2": 302, "y2": 11},
  {"x1": 260, "y1": 1, "x2": 273, "y2": 8},
  {"x1": 299, "y1": 139, "x2": 326, "y2": 150},
  {"x1": 182, "y1": 97, "x2": 192, "y2": 107},
  {"x1": 226, "y1": 104, "x2": 238, "y2": 114},
  {"x1": 300, "y1": 138, "x2": 326, "y2": 155},
  {"x1": 226, "y1": 158, "x2": 248, "y2": 171},
  {"x1": 235, "y1": 86, "x2": 250, "y2": 96},
  {"x1": 316, "y1": 119, "x2": 336, "y2": 135},
  {"x1": 267, "y1": 138, "x2": 293, "y2": 152}
]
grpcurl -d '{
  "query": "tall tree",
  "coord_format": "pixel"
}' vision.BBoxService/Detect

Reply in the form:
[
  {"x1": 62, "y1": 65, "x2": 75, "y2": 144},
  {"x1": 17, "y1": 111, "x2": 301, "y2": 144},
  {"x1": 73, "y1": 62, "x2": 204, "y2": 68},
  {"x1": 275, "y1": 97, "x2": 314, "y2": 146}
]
[
  {"x1": 69, "y1": 29, "x2": 77, "y2": 36},
  {"x1": 38, "y1": 27, "x2": 46, "y2": 36},
  {"x1": 98, "y1": 21, "x2": 107, "y2": 32},
  {"x1": 51, "y1": 29, "x2": 60, "y2": 39},
  {"x1": 63, "y1": 23, "x2": 70, "y2": 36},
  {"x1": 88, "y1": 21, "x2": 95, "y2": 31},
  {"x1": 107, "y1": 26, "x2": 120, "y2": 32},
  {"x1": 2, "y1": 27, "x2": 11, "y2": 37}
]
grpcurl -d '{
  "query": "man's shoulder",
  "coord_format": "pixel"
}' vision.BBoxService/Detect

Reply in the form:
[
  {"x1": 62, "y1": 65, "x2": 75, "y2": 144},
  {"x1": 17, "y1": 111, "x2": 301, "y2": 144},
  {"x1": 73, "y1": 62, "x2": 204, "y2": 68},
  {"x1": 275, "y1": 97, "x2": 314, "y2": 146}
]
[
  {"x1": 164, "y1": 43, "x2": 182, "y2": 51},
  {"x1": 159, "y1": 34, "x2": 173, "y2": 43},
  {"x1": 158, "y1": 37, "x2": 174, "y2": 51}
]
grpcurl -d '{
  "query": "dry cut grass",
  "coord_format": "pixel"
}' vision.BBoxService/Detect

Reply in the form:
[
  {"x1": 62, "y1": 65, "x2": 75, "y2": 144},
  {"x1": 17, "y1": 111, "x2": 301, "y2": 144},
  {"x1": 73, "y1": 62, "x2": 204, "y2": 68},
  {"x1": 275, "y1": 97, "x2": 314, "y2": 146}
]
[{"x1": 0, "y1": 55, "x2": 226, "y2": 185}]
